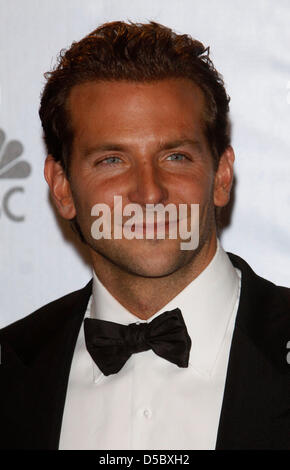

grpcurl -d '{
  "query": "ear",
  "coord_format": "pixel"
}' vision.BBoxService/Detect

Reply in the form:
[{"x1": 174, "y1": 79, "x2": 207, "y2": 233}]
[
  {"x1": 44, "y1": 155, "x2": 76, "y2": 219},
  {"x1": 214, "y1": 146, "x2": 235, "y2": 207}
]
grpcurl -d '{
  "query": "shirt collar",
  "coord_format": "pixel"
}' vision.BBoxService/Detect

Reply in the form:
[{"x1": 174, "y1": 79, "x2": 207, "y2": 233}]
[{"x1": 89, "y1": 239, "x2": 240, "y2": 376}]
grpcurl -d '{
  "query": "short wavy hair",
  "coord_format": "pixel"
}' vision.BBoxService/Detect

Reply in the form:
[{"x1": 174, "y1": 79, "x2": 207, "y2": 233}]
[{"x1": 39, "y1": 20, "x2": 230, "y2": 175}]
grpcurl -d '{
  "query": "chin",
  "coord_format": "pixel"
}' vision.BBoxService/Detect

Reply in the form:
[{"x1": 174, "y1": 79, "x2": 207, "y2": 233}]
[
  {"x1": 88, "y1": 237, "x2": 195, "y2": 278},
  {"x1": 125, "y1": 259, "x2": 180, "y2": 278},
  {"x1": 118, "y1": 245, "x2": 192, "y2": 278}
]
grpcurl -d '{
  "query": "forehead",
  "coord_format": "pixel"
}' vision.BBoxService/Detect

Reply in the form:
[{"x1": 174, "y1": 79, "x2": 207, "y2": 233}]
[{"x1": 67, "y1": 78, "x2": 206, "y2": 145}]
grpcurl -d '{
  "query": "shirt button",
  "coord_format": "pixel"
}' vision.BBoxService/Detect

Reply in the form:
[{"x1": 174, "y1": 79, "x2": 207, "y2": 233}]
[{"x1": 143, "y1": 408, "x2": 152, "y2": 419}]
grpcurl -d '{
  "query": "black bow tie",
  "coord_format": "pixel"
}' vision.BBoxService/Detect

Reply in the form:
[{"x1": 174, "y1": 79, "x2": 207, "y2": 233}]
[{"x1": 84, "y1": 308, "x2": 191, "y2": 376}]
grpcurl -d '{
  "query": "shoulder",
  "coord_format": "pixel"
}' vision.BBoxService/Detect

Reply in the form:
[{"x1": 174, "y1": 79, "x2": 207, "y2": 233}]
[
  {"x1": 0, "y1": 279, "x2": 93, "y2": 361},
  {"x1": 228, "y1": 252, "x2": 290, "y2": 372},
  {"x1": 228, "y1": 251, "x2": 290, "y2": 307}
]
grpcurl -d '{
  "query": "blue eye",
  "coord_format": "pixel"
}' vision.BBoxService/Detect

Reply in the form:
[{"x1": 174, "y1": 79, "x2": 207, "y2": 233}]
[
  {"x1": 166, "y1": 153, "x2": 186, "y2": 161},
  {"x1": 101, "y1": 156, "x2": 122, "y2": 165}
]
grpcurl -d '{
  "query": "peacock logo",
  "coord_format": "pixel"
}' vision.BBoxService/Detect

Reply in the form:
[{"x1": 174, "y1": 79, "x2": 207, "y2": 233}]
[
  {"x1": 0, "y1": 129, "x2": 31, "y2": 179},
  {"x1": 0, "y1": 128, "x2": 31, "y2": 221}
]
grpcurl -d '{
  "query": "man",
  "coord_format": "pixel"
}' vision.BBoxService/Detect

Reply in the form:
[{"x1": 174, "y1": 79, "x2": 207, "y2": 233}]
[{"x1": 0, "y1": 21, "x2": 289, "y2": 450}]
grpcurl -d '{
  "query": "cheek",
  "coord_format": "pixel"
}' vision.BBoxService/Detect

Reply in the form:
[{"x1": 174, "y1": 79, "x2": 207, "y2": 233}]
[
  {"x1": 176, "y1": 173, "x2": 214, "y2": 206},
  {"x1": 70, "y1": 177, "x2": 130, "y2": 226},
  {"x1": 70, "y1": 168, "x2": 106, "y2": 206}
]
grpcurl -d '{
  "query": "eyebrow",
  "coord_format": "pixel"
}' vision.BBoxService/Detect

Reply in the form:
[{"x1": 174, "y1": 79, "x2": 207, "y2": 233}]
[
  {"x1": 82, "y1": 139, "x2": 202, "y2": 158},
  {"x1": 160, "y1": 139, "x2": 202, "y2": 152}
]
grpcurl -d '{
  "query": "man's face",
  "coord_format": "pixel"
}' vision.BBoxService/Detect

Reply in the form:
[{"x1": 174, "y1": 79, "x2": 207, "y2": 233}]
[{"x1": 48, "y1": 78, "x2": 233, "y2": 277}]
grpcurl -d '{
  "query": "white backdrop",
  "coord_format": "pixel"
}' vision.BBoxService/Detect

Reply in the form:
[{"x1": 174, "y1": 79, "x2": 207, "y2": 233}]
[{"x1": 1, "y1": 0, "x2": 289, "y2": 327}]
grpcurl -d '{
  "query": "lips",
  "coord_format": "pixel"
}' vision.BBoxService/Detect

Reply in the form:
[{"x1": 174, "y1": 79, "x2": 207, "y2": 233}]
[{"x1": 122, "y1": 219, "x2": 179, "y2": 237}]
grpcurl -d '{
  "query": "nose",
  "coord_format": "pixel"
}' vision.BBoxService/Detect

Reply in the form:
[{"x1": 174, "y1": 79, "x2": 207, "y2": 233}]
[{"x1": 127, "y1": 161, "x2": 168, "y2": 206}]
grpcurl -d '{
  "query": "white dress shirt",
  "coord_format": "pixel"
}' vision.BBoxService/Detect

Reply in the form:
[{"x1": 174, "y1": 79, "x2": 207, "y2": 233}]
[{"x1": 59, "y1": 241, "x2": 241, "y2": 450}]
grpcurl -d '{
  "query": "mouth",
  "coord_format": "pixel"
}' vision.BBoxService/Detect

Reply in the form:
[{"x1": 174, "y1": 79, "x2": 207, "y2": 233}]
[{"x1": 122, "y1": 219, "x2": 179, "y2": 237}]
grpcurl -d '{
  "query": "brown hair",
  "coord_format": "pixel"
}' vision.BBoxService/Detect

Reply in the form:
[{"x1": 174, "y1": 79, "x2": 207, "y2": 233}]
[{"x1": 39, "y1": 20, "x2": 230, "y2": 175}]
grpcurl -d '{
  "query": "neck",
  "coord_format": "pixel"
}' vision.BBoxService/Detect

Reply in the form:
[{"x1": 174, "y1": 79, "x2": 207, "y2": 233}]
[{"x1": 90, "y1": 236, "x2": 217, "y2": 320}]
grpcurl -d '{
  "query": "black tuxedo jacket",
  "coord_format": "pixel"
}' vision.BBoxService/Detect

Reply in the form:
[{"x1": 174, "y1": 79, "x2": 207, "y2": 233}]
[{"x1": 1, "y1": 253, "x2": 290, "y2": 450}]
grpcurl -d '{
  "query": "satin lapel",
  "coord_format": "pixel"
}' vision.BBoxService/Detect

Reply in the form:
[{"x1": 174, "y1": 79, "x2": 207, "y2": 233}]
[
  {"x1": 0, "y1": 280, "x2": 92, "y2": 449},
  {"x1": 216, "y1": 254, "x2": 290, "y2": 449}
]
